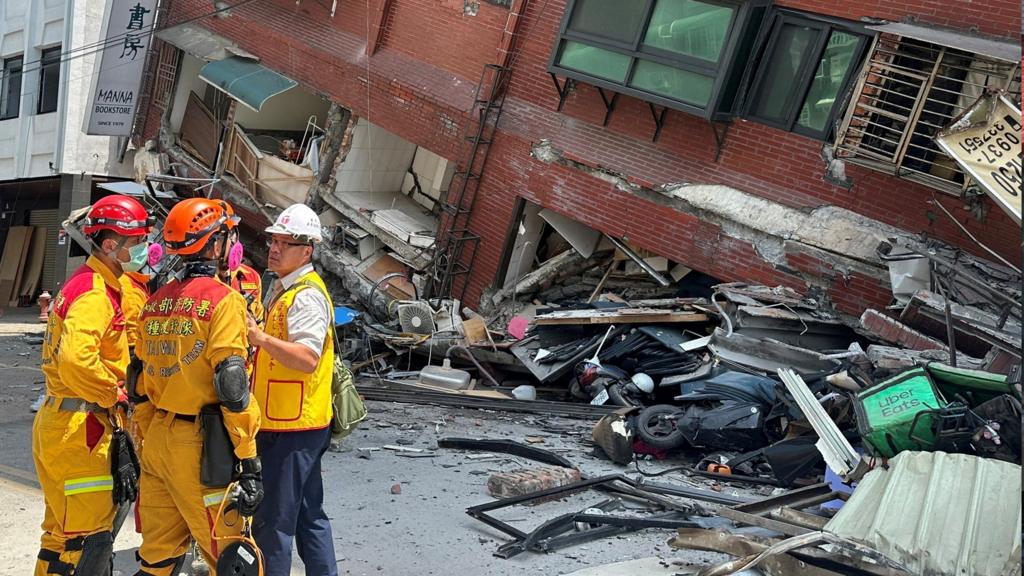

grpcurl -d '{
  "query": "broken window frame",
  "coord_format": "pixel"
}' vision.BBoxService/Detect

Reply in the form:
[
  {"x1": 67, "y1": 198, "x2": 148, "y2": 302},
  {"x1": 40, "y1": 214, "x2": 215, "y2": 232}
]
[
  {"x1": 546, "y1": 0, "x2": 770, "y2": 121},
  {"x1": 741, "y1": 9, "x2": 872, "y2": 140},
  {"x1": 832, "y1": 33, "x2": 1022, "y2": 196}
]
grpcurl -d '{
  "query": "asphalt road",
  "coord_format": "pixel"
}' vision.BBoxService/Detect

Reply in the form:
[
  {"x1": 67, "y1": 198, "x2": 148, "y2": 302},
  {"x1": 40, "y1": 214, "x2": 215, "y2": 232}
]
[{"x1": 0, "y1": 307, "x2": 743, "y2": 575}]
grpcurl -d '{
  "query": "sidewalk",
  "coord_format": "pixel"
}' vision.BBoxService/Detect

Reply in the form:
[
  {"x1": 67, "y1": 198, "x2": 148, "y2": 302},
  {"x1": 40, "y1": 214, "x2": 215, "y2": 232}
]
[{"x1": 0, "y1": 471, "x2": 143, "y2": 576}]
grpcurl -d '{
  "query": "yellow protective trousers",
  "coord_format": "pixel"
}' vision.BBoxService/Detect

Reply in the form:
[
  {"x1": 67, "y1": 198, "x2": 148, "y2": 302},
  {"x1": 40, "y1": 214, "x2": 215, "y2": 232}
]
[
  {"x1": 135, "y1": 410, "x2": 245, "y2": 575},
  {"x1": 32, "y1": 401, "x2": 115, "y2": 575}
]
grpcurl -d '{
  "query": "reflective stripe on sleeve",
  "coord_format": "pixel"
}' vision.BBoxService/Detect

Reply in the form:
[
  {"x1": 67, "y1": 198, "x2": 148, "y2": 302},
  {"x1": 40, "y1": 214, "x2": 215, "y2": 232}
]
[
  {"x1": 64, "y1": 475, "x2": 114, "y2": 495},
  {"x1": 203, "y1": 491, "x2": 227, "y2": 508}
]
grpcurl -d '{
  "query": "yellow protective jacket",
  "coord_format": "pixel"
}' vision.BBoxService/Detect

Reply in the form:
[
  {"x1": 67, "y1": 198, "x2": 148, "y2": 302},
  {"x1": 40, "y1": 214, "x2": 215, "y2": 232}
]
[
  {"x1": 120, "y1": 271, "x2": 150, "y2": 350},
  {"x1": 40, "y1": 255, "x2": 126, "y2": 407},
  {"x1": 134, "y1": 274, "x2": 260, "y2": 459},
  {"x1": 252, "y1": 270, "x2": 334, "y2": 432}
]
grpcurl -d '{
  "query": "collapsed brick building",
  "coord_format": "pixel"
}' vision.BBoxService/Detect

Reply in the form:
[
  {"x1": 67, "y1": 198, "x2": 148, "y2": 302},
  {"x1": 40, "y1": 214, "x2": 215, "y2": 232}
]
[{"x1": 134, "y1": 0, "x2": 1021, "y2": 317}]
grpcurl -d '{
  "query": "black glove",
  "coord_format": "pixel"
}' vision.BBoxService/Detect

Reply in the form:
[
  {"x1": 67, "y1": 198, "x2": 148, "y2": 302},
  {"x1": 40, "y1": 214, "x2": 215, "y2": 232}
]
[
  {"x1": 235, "y1": 457, "x2": 263, "y2": 516},
  {"x1": 111, "y1": 428, "x2": 140, "y2": 505}
]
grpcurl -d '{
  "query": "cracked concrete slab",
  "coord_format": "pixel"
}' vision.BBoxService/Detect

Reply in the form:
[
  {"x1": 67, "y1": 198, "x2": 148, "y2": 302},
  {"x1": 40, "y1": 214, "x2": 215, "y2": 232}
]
[
  {"x1": 531, "y1": 140, "x2": 908, "y2": 279},
  {"x1": 664, "y1": 184, "x2": 901, "y2": 267}
]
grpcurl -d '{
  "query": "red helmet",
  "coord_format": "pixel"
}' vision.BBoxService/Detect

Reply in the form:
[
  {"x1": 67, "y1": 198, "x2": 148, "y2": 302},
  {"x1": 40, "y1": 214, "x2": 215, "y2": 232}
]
[{"x1": 83, "y1": 194, "x2": 152, "y2": 237}]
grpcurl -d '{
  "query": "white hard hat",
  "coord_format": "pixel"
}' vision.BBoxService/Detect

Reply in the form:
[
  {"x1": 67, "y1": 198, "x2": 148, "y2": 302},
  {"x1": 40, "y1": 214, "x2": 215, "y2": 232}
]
[
  {"x1": 265, "y1": 204, "x2": 322, "y2": 243},
  {"x1": 631, "y1": 373, "x2": 654, "y2": 394}
]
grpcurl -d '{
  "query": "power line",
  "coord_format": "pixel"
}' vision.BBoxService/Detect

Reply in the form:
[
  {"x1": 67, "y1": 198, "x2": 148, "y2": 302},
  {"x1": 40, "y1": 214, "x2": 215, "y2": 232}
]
[
  {"x1": 9, "y1": 0, "x2": 266, "y2": 78},
  {"x1": 16, "y1": 0, "x2": 264, "y2": 74}
]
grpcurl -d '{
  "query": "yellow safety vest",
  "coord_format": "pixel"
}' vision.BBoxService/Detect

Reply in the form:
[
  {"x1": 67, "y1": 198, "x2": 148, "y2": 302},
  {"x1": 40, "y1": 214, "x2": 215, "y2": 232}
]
[{"x1": 252, "y1": 270, "x2": 334, "y2": 432}]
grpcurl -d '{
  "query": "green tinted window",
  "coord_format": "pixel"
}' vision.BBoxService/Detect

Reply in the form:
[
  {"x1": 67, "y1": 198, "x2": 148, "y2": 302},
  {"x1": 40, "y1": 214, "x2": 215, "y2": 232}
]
[
  {"x1": 567, "y1": 0, "x2": 647, "y2": 44},
  {"x1": 797, "y1": 31, "x2": 859, "y2": 131},
  {"x1": 643, "y1": 0, "x2": 735, "y2": 62},
  {"x1": 750, "y1": 23, "x2": 816, "y2": 122},
  {"x1": 558, "y1": 41, "x2": 631, "y2": 82},
  {"x1": 630, "y1": 60, "x2": 714, "y2": 106}
]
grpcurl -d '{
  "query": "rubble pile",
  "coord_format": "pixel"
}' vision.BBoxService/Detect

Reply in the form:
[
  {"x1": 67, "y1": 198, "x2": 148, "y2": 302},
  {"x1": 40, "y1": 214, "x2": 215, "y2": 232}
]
[{"x1": 335, "y1": 236, "x2": 1021, "y2": 575}]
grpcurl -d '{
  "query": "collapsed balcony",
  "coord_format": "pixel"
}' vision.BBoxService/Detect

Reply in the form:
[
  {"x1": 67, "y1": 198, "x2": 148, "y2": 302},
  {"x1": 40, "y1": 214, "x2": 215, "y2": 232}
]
[{"x1": 146, "y1": 32, "x2": 451, "y2": 309}]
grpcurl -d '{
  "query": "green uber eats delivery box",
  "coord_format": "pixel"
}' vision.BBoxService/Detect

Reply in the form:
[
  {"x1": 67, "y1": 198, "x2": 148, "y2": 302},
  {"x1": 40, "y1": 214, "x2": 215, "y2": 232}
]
[{"x1": 854, "y1": 367, "x2": 946, "y2": 458}]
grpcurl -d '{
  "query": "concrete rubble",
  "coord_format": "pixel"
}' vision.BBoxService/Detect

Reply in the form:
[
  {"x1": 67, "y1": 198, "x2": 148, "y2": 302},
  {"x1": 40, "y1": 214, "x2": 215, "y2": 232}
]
[
  {"x1": 25, "y1": 176, "x2": 1023, "y2": 572},
  {"x1": 312, "y1": 218, "x2": 1020, "y2": 574},
  {"x1": 13, "y1": 82, "x2": 1024, "y2": 576}
]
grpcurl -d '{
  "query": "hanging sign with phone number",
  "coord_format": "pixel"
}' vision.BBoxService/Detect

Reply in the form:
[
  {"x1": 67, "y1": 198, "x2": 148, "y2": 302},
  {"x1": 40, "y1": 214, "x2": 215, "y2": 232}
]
[{"x1": 936, "y1": 93, "x2": 1022, "y2": 225}]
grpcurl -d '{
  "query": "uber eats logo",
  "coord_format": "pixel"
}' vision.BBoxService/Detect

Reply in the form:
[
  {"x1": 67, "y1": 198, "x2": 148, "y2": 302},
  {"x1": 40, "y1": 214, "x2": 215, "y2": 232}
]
[{"x1": 874, "y1": 388, "x2": 926, "y2": 418}]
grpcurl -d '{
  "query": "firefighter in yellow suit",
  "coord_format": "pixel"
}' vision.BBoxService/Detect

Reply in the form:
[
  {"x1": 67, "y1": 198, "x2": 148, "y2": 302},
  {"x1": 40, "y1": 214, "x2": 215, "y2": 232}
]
[
  {"x1": 34, "y1": 194, "x2": 152, "y2": 575},
  {"x1": 120, "y1": 271, "x2": 151, "y2": 350},
  {"x1": 130, "y1": 198, "x2": 263, "y2": 575}
]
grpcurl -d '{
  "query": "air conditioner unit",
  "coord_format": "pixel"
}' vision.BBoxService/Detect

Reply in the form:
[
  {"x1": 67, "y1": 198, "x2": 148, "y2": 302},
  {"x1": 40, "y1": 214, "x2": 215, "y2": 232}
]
[
  {"x1": 395, "y1": 299, "x2": 463, "y2": 336},
  {"x1": 397, "y1": 301, "x2": 436, "y2": 334}
]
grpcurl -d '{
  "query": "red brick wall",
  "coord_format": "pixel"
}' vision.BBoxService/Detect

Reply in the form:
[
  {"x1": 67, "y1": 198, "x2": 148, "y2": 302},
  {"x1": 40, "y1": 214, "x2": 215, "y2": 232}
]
[
  {"x1": 380, "y1": 0, "x2": 509, "y2": 81},
  {"x1": 500, "y1": 0, "x2": 1020, "y2": 258},
  {"x1": 779, "y1": 0, "x2": 1019, "y2": 37},
  {"x1": 166, "y1": 0, "x2": 480, "y2": 160},
  {"x1": 153, "y1": 0, "x2": 1021, "y2": 314},
  {"x1": 466, "y1": 131, "x2": 893, "y2": 314}
]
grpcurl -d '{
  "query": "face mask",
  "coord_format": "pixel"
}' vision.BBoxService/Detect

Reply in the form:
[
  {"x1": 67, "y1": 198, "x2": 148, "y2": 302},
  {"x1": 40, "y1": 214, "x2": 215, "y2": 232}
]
[
  {"x1": 227, "y1": 241, "x2": 244, "y2": 272},
  {"x1": 121, "y1": 242, "x2": 149, "y2": 273}
]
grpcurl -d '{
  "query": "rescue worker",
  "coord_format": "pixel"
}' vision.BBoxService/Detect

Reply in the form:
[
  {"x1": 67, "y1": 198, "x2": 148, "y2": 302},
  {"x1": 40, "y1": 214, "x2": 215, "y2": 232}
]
[
  {"x1": 131, "y1": 198, "x2": 263, "y2": 575},
  {"x1": 34, "y1": 194, "x2": 152, "y2": 575},
  {"x1": 247, "y1": 204, "x2": 338, "y2": 576},
  {"x1": 119, "y1": 248, "x2": 153, "y2": 532},
  {"x1": 121, "y1": 270, "x2": 151, "y2": 351},
  {"x1": 227, "y1": 260, "x2": 265, "y2": 325}
]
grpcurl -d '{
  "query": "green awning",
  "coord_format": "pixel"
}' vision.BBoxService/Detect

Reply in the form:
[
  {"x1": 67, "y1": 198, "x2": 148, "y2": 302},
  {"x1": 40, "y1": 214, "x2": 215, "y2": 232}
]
[{"x1": 199, "y1": 56, "x2": 297, "y2": 112}]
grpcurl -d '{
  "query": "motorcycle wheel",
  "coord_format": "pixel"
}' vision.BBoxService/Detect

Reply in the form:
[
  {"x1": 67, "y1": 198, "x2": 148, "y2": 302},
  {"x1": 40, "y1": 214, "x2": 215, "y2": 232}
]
[
  {"x1": 568, "y1": 377, "x2": 591, "y2": 401},
  {"x1": 636, "y1": 404, "x2": 687, "y2": 450},
  {"x1": 606, "y1": 382, "x2": 642, "y2": 408}
]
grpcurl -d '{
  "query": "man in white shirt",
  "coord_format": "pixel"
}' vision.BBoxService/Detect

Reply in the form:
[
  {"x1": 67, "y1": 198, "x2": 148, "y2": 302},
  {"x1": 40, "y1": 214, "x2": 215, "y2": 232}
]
[{"x1": 246, "y1": 204, "x2": 339, "y2": 576}]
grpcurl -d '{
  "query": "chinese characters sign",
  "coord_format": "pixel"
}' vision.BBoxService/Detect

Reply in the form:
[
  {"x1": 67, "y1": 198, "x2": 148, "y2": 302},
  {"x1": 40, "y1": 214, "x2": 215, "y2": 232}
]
[
  {"x1": 85, "y1": 0, "x2": 157, "y2": 136},
  {"x1": 936, "y1": 92, "x2": 1022, "y2": 225}
]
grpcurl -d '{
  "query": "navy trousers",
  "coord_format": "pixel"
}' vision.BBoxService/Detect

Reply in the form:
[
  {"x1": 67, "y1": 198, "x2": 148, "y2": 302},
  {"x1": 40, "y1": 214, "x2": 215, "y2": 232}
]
[{"x1": 253, "y1": 427, "x2": 338, "y2": 576}]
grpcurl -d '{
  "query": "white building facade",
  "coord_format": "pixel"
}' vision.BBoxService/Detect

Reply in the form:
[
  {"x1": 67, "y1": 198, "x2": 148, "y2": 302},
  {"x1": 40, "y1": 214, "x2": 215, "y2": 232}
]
[{"x1": 0, "y1": 0, "x2": 140, "y2": 295}]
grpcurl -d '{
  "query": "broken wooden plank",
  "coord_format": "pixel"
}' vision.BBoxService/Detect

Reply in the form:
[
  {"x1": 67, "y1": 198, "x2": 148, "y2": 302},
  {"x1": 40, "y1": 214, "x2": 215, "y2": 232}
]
[
  {"x1": 0, "y1": 226, "x2": 32, "y2": 305},
  {"x1": 534, "y1": 308, "x2": 708, "y2": 326}
]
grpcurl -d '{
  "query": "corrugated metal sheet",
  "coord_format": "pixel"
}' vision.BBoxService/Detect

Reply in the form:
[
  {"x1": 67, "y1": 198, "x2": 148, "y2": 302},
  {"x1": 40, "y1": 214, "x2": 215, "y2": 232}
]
[{"x1": 825, "y1": 451, "x2": 1021, "y2": 576}]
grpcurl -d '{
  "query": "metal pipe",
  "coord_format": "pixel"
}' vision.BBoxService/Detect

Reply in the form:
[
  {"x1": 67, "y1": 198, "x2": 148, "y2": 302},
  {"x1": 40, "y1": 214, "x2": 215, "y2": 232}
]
[
  {"x1": 935, "y1": 272, "x2": 959, "y2": 367},
  {"x1": 712, "y1": 291, "x2": 733, "y2": 336},
  {"x1": 446, "y1": 344, "x2": 500, "y2": 387},
  {"x1": 367, "y1": 272, "x2": 417, "y2": 309},
  {"x1": 605, "y1": 235, "x2": 671, "y2": 286}
]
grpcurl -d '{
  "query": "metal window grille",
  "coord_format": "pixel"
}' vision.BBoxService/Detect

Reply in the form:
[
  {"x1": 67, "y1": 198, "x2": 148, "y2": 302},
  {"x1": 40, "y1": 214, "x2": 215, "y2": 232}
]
[
  {"x1": 151, "y1": 44, "x2": 179, "y2": 110},
  {"x1": 833, "y1": 33, "x2": 1021, "y2": 196}
]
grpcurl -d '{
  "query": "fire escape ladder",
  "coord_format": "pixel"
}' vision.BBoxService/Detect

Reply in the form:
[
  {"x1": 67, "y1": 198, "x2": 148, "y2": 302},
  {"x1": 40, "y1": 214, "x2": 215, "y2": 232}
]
[{"x1": 427, "y1": 63, "x2": 511, "y2": 301}]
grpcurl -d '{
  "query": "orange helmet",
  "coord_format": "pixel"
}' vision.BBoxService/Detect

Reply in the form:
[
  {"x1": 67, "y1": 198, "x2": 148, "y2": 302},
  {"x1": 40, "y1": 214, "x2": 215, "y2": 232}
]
[{"x1": 163, "y1": 198, "x2": 240, "y2": 256}]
